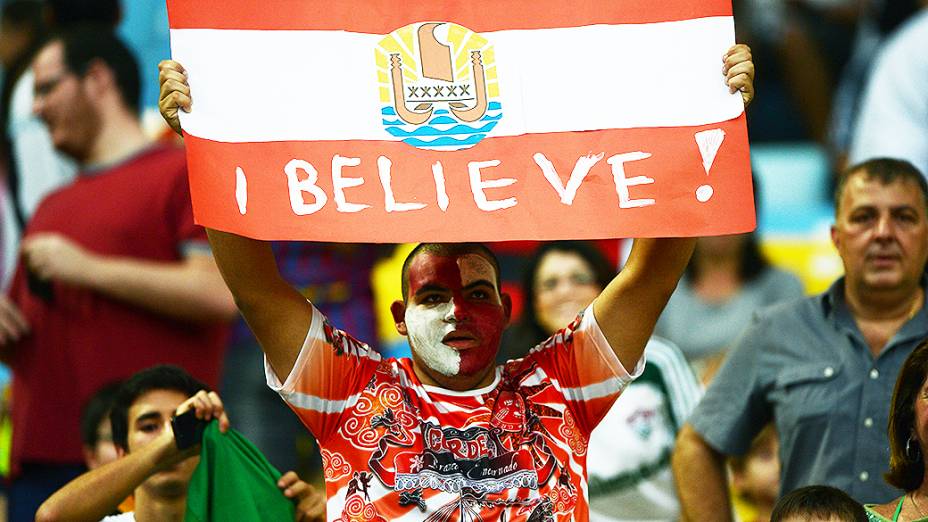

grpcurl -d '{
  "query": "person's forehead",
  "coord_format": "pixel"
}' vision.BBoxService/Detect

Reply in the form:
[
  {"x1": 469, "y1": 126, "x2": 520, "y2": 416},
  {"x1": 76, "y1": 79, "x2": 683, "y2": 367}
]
[
  {"x1": 841, "y1": 175, "x2": 925, "y2": 211},
  {"x1": 537, "y1": 251, "x2": 591, "y2": 277},
  {"x1": 408, "y1": 252, "x2": 497, "y2": 288},
  {"x1": 33, "y1": 41, "x2": 64, "y2": 74},
  {"x1": 128, "y1": 389, "x2": 186, "y2": 422}
]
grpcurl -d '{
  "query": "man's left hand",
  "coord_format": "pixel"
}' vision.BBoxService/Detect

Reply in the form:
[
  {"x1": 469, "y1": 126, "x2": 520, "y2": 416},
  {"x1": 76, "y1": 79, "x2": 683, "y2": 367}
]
[
  {"x1": 21, "y1": 233, "x2": 97, "y2": 286},
  {"x1": 278, "y1": 471, "x2": 326, "y2": 522},
  {"x1": 724, "y1": 44, "x2": 755, "y2": 107}
]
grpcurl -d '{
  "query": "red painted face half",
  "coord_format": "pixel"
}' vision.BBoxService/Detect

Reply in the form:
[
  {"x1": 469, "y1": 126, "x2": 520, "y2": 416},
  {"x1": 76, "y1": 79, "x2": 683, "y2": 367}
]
[{"x1": 403, "y1": 252, "x2": 508, "y2": 377}]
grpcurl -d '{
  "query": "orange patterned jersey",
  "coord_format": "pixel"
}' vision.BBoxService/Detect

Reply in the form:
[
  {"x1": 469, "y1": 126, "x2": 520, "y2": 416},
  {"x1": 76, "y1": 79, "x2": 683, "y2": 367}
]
[{"x1": 266, "y1": 304, "x2": 639, "y2": 521}]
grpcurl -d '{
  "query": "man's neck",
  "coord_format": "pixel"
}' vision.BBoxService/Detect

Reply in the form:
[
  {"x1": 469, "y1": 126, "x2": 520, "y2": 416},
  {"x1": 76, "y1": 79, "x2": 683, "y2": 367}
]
[
  {"x1": 412, "y1": 360, "x2": 497, "y2": 392},
  {"x1": 845, "y1": 283, "x2": 923, "y2": 322},
  {"x1": 133, "y1": 490, "x2": 187, "y2": 522},
  {"x1": 84, "y1": 110, "x2": 151, "y2": 167}
]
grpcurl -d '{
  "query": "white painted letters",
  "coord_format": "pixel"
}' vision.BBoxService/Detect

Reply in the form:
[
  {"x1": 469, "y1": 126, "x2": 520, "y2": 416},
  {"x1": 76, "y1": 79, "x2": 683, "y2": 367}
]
[
  {"x1": 332, "y1": 155, "x2": 370, "y2": 213},
  {"x1": 432, "y1": 162, "x2": 450, "y2": 212},
  {"x1": 283, "y1": 159, "x2": 327, "y2": 215},
  {"x1": 468, "y1": 160, "x2": 516, "y2": 211},
  {"x1": 607, "y1": 152, "x2": 655, "y2": 208},
  {"x1": 534, "y1": 152, "x2": 604, "y2": 205},
  {"x1": 378, "y1": 156, "x2": 426, "y2": 212}
]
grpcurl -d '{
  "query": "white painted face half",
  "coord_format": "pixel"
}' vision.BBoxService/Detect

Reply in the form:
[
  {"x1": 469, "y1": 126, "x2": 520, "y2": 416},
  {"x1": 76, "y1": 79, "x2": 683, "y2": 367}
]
[{"x1": 404, "y1": 299, "x2": 460, "y2": 376}]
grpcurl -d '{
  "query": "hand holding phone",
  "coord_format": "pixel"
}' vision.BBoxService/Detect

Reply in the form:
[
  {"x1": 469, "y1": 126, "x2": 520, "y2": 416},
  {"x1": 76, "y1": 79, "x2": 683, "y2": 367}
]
[{"x1": 171, "y1": 408, "x2": 209, "y2": 450}]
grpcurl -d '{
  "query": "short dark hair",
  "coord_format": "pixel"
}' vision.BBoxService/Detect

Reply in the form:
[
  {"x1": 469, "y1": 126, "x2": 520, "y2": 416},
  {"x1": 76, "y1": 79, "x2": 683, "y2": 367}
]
[
  {"x1": 110, "y1": 365, "x2": 207, "y2": 451},
  {"x1": 770, "y1": 485, "x2": 867, "y2": 522},
  {"x1": 47, "y1": 0, "x2": 121, "y2": 28},
  {"x1": 515, "y1": 241, "x2": 614, "y2": 344},
  {"x1": 80, "y1": 381, "x2": 123, "y2": 447},
  {"x1": 885, "y1": 339, "x2": 928, "y2": 491},
  {"x1": 56, "y1": 24, "x2": 140, "y2": 114},
  {"x1": 834, "y1": 158, "x2": 928, "y2": 215},
  {"x1": 400, "y1": 243, "x2": 501, "y2": 302}
]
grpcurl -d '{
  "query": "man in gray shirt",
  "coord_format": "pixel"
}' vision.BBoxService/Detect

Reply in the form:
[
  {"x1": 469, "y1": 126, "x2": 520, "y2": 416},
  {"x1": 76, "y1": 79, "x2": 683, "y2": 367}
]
[{"x1": 672, "y1": 157, "x2": 928, "y2": 518}]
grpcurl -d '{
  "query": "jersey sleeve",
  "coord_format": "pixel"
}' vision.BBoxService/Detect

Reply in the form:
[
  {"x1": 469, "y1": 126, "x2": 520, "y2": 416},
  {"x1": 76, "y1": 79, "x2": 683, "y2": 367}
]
[
  {"x1": 526, "y1": 303, "x2": 645, "y2": 435},
  {"x1": 264, "y1": 305, "x2": 382, "y2": 443}
]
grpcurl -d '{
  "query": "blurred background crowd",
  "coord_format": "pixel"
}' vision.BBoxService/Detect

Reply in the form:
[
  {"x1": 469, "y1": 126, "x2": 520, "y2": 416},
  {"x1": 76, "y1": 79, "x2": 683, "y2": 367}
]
[{"x1": 0, "y1": 0, "x2": 926, "y2": 521}]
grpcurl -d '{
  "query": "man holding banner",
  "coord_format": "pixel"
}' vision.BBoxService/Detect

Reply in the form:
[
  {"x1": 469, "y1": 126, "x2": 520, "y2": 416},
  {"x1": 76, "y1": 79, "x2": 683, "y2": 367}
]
[{"x1": 160, "y1": 1, "x2": 754, "y2": 519}]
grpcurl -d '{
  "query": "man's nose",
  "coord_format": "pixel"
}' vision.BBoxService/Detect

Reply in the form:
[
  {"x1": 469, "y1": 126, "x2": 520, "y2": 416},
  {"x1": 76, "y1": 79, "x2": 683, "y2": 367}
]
[
  {"x1": 444, "y1": 298, "x2": 468, "y2": 323},
  {"x1": 874, "y1": 214, "x2": 894, "y2": 239}
]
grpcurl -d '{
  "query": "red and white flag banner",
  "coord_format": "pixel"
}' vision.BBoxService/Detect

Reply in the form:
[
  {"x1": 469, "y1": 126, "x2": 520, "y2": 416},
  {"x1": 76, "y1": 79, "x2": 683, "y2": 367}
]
[{"x1": 167, "y1": 0, "x2": 754, "y2": 242}]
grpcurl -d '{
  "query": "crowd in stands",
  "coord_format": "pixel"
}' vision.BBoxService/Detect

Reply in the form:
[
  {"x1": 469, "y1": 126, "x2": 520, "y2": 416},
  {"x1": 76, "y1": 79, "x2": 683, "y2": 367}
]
[{"x1": 0, "y1": 0, "x2": 925, "y2": 521}]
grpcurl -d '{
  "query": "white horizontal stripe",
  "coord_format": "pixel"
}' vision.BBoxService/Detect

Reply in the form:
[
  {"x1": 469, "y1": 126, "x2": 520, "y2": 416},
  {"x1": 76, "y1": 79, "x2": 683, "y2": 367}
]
[
  {"x1": 562, "y1": 375, "x2": 627, "y2": 401},
  {"x1": 172, "y1": 17, "x2": 741, "y2": 143},
  {"x1": 281, "y1": 390, "x2": 358, "y2": 414}
]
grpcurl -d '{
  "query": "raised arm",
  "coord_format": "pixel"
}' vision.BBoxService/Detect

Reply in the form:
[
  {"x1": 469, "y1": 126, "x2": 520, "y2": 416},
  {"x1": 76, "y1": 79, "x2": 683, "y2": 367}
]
[
  {"x1": 205, "y1": 229, "x2": 312, "y2": 381},
  {"x1": 592, "y1": 237, "x2": 695, "y2": 370},
  {"x1": 158, "y1": 59, "x2": 312, "y2": 380}
]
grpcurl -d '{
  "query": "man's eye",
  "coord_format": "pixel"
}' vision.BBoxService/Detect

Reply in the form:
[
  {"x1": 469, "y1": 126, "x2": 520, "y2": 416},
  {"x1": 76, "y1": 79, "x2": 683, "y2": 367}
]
[
  {"x1": 139, "y1": 422, "x2": 160, "y2": 433},
  {"x1": 421, "y1": 294, "x2": 443, "y2": 304},
  {"x1": 470, "y1": 290, "x2": 489, "y2": 299}
]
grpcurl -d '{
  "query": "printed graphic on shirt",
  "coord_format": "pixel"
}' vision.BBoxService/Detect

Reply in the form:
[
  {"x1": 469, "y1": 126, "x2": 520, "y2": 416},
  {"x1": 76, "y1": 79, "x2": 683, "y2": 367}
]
[{"x1": 278, "y1": 307, "x2": 626, "y2": 521}]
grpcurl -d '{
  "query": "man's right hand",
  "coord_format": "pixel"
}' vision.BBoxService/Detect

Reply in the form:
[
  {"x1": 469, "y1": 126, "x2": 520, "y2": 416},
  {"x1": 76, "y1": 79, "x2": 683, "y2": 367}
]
[
  {"x1": 158, "y1": 59, "x2": 191, "y2": 136},
  {"x1": 154, "y1": 389, "x2": 231, "y2": 471},
  {"x1": 0, "y1": 295, "x2": 28, "y2": 348}
]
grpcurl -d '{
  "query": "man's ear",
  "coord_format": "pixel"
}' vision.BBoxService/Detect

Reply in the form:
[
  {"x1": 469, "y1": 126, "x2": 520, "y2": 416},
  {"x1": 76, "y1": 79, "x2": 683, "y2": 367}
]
[
  {"x1": 115, "y1": 444, "x2": 127, "y2": 459},
  {"x1": 500, "y1": 292, "x2": 513, "y2": 324},
  {"x1": 390, "y1": 300, "x2": 408, "y2": 336},
  {"x1": 830, "y1": 224, "x2": 839, "y2": 250},
  {"x1": 82, "y1": 59, "x2": 114, "y2": 98}
]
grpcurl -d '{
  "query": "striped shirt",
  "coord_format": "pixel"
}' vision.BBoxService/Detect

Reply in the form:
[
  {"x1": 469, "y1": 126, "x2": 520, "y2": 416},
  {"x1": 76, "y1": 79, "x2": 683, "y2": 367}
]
[{"x1": 266, "y1": 304, "x2": 640, "y2": 521}]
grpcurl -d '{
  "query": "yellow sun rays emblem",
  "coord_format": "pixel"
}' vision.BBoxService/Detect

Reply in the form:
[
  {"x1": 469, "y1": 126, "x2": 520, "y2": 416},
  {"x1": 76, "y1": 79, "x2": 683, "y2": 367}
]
[{"x1": 375, "y1": 22, "x2": 503, "y2": 151}]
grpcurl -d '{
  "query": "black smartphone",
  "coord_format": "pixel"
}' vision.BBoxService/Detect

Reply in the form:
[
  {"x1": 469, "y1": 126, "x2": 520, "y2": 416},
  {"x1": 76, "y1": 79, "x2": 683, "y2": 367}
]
[
  {"x1": 27, "y1": 270, "x2": 53, "y2": 303},
  {"x1": 170, "y1": 409, "x2": 209, "y2": 450}
]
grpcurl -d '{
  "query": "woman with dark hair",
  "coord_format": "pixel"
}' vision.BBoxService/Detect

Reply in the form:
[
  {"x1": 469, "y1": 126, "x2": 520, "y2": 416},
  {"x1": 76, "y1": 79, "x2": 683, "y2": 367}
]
[
  {"x1": 654, "y1": 230, "x2": 803, "y2": 382},
  {"x1": 498, "y1": 241, "x2": 702, "y2": 521},
  {"x1": 866, "y1": 340, "x2": 928, "y2": 521},
  {"x1": 497, "y1": 241, "x2": 613, "y2": 362}
]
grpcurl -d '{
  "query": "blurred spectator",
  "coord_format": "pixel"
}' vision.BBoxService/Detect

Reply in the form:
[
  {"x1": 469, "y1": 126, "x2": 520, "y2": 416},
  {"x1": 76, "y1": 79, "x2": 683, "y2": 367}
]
[
  {"x1": 498, "y1": 241, "x2": 702, "y2": 521},
  {"x1": 731, "y1": 425, "x2": 780, "y2": 522},
  {"x1": 79, "y1": 381, "x2": 122, "y2": 471},
  {"x1": 864, "y1": 339, "x2": 928, "y2": 520},
  {"x1": 734, "y1": 0, "x2": 858, "y2": 143},
  {"x1": 0, "y1": 27, "x2": 234, "y2": 521},
  {"x1": 655, "y1": 180, "x2": 804, "y2": 381},
  {"x1": 673, "y1": 159, "x2": 928, "y2": 519},
  {"x1": 771, "y1": 486, "x2": 867, "y2": 522},
  {"x1": 35, "y1": 365, "x2": 325, "y2": 522},
  {"x1": 848, "y1": 6, "x2": 928, "y2": 177},
  {"x1": 220, "y1": 242, "x2": 387, "y2": 475},
  {"x1": 828, "y1": 0, "x2": 924, "y2": 170},
  {"x1": 2, "y1": 0, "x2": 121, "y2": 288}
]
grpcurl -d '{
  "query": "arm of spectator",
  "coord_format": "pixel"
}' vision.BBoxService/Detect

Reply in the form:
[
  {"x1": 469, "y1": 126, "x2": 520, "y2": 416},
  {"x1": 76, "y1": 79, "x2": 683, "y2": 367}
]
[
  {"x1": 20, "y1": 233, "x2": 237, "y2": 323},
  {"x1": 592, "y1": 237, "x2": 695, "y2": 372},
  {"x1": 205, "y1": 229, "x2": 313, "y2": 383},
  {"x1": 0, "y1": 295, "x2": 28, "y2": 362},
  {"x1": 278, "y1": 470, "x2": 326, "y2": 522},
  {"x1": 672, "y1": 423, "x2": 733, "y2": 522},
  {"x1": 158, "y1": 60, "x2": 312, "y2": 380},
  {"x1": 35, "y1": 390, "x2": 227, "y2": 522}
]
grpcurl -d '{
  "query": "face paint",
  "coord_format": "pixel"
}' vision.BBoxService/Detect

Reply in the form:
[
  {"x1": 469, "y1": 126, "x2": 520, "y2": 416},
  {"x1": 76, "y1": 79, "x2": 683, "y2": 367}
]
[{"x1": 404, "y1": 252, "x2": 507, "y2": 378}]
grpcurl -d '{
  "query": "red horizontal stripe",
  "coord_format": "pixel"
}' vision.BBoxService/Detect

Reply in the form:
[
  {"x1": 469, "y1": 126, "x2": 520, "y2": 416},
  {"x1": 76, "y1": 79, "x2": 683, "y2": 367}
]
[
  {"x1": 183, "y1": 115, "x2": 752, "y2": 243},
  {"x1": 167, "y1": 0, "x2": 732, "y2": 32}
]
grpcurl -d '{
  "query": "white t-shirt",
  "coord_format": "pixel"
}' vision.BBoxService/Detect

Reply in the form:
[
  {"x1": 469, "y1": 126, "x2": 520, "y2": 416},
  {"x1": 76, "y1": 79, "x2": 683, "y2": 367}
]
[{"x1": 100, "y1": 512, "x2": 135, "y2": 521}]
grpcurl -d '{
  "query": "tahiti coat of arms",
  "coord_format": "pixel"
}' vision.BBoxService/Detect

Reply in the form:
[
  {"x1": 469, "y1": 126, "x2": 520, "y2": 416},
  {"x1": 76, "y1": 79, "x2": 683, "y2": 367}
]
[{"x1": 375, "y1": 22, "x2": 503, "y2": 151}]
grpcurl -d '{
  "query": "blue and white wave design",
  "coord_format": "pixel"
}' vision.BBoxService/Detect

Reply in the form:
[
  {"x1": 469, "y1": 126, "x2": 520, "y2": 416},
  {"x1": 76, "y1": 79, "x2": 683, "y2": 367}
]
[{"x1": 380, "y1": 102, "x2": 503, "y2": 151}]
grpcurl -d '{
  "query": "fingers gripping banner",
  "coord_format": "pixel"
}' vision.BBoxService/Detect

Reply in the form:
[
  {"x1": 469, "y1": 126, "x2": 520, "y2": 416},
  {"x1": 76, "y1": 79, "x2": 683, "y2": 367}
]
[{"x1": 167, "y1": 0, "x2": 754, "y2": 242}]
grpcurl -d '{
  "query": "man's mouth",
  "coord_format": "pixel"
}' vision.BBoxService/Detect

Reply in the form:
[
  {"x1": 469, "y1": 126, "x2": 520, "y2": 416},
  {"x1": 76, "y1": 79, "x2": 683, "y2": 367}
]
[{"x1": 442, "y1": 330, "x2": 479, "y2": 349}]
